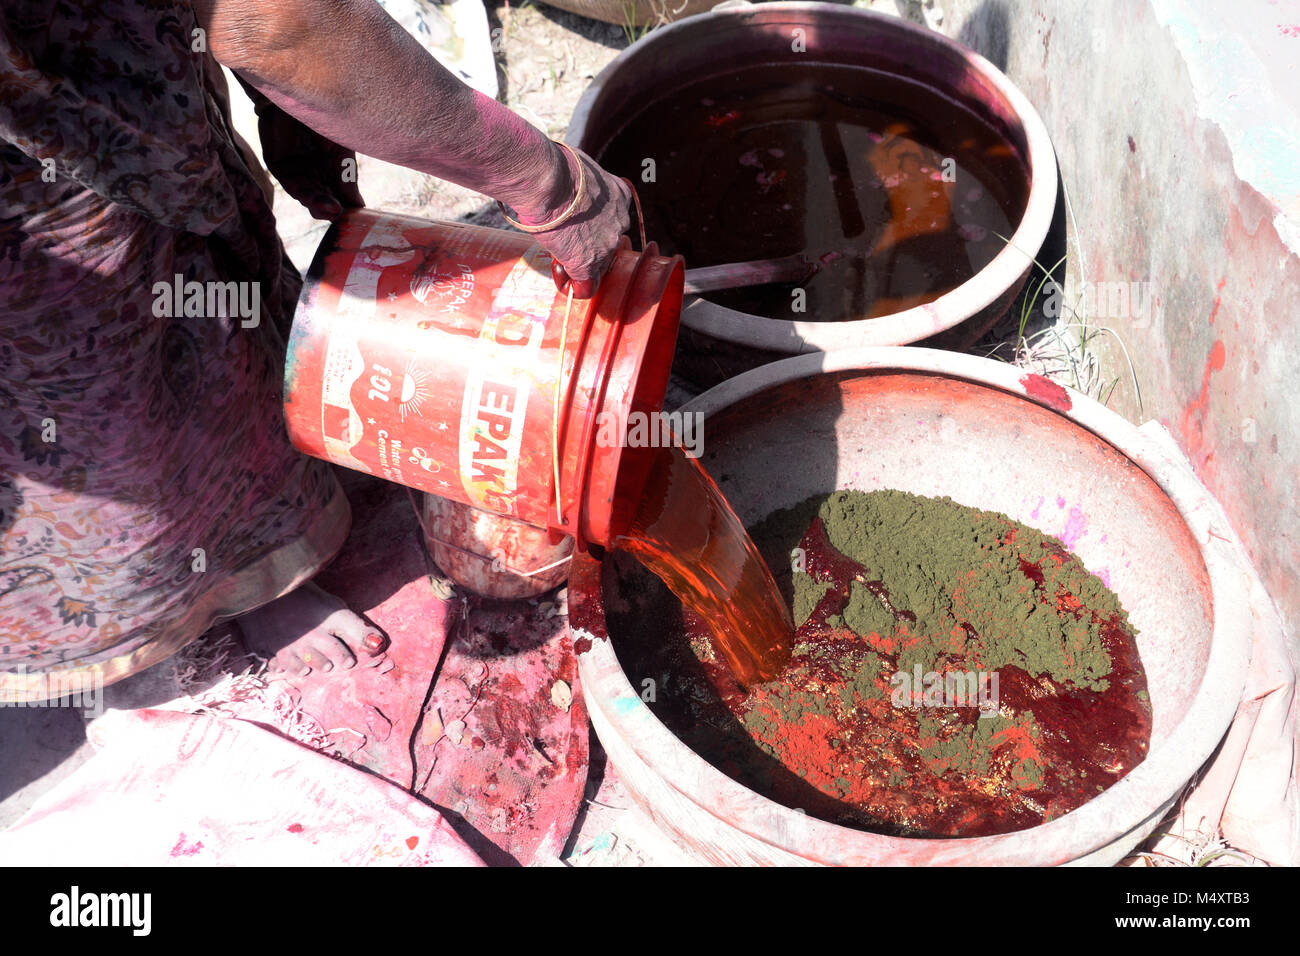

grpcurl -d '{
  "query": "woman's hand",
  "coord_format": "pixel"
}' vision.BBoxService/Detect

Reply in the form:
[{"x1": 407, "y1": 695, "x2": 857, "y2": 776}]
[{"x1": 505, "y1": 142, "x2": 633, "y2": 300}]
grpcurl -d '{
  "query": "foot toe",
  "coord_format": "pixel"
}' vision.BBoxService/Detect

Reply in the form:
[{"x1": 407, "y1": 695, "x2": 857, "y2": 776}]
[
  {"x1": 310, "y1": 631, "x2": 354, "y2": 671},
  {"x1": 275, "y1": 649, "x2": 311, "y2": 677}
]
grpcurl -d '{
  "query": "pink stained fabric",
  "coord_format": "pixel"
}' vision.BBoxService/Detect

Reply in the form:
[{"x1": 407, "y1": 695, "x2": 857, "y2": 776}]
[
  {"x1": 0, "y1": 708, "x2": 485, "y2": 865},
  {"x1": 0, "y1": 0, "x2": 348, "y2": 698}
]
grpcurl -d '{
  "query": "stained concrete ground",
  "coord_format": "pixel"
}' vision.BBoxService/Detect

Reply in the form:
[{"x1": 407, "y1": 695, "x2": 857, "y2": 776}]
[{"x1": 0, "y1": 0, "x2": 1263, "y2": 866}]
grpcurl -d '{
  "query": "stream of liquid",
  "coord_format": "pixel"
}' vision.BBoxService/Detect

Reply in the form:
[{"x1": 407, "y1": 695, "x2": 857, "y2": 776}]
[{"x1": 615, "y1": 446, "x2": 792, "y2": 687}]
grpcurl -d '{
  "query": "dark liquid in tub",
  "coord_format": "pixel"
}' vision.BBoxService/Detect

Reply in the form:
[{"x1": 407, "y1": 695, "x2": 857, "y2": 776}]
[{"x1": 599, "y1": 62, "x2": 1028, "y2": 322}]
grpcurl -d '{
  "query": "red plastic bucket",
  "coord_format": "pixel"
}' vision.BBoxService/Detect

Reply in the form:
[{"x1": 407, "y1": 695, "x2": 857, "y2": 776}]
[{"x1": 284, "y1": 208, "x2": 685, "y2": 548}]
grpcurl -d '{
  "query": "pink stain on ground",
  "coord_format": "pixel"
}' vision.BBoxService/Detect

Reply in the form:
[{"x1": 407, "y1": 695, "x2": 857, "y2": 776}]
[
  {"x1": 1030, "y1": 495, "x2": 1044, "y2": 520},
  {"x1": 1096, "y1": 568, "x2": 1111, "y2": 587},
  {"x1": 287, "y1": 823, "x2": 304, "y2": 833},
  {"x1": 1061, "y1": 505, "x2": 1088, "y2": 548},
  {"x1": 1019, "y1": 373, "x2": 1073, "y2": 412},
  {"x1": 170, "y1": 834, "x2": 204, "y2": 858}
]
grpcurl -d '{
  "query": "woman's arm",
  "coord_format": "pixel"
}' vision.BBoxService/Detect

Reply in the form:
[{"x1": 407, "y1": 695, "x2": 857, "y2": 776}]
[{"x1": 192, "y1": 0, "x2": 630, "y2": 295}]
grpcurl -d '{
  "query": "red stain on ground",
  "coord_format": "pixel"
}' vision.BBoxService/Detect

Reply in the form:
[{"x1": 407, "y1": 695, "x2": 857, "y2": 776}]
[
  {"x1": 1019, "y1": 373, "x2": 1073, "y2": 412},
  {"x1": 1208, "y1": 276, "x2": 1226, "y2": 324},
  {"x1": 406, "y1": 835, "x2": 419, "y2": 850},
  {"x1": 169, "y1": 834, "x2": 204, "y2": 857},
  {"x1": 1178, "y1": 339, "x2": 1227, "y2": 474},
  {"x1": 287, "y1": 823, "x2": 304, "y2": 833},
  {"x1": 479, "y1": 672, "x2": 542, "y2": 760}
]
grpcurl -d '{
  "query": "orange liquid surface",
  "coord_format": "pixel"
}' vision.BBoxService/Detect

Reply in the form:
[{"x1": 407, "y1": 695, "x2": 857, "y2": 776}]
[{"x1": 615, "y1": 446, "x2": 792, "y2": 686}]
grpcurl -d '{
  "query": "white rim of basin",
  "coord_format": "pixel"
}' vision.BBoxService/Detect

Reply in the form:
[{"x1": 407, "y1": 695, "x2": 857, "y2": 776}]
[
  {"x1": 575, "y1": 346, "x2": 1253, "y2": 865},
  {"x1": 567, "y1": 2, "x2": 1059, "y2": 353}
]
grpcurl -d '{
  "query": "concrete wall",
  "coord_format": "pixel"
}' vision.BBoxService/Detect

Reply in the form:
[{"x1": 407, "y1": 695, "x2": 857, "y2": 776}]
[{"x1": 918, "y1": 0, "x2": 1298, "y2": 658}]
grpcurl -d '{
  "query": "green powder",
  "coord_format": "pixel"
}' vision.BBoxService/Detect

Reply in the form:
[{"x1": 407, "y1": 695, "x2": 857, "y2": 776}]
[
  {"x1": 840, "y1": 579, "x2": 897, "y2": 640},
  {"x1": 811, "y1": 489, "x2": 1126, "y2": 691},
  {"x1": 916, "y1": 712, "x2": 1046, "y2": 790},
  {"x1": 792, "y1": 572, "x2": 832, "y2": 627},
  {"x1": 837, "y1": 649, "x2": 885, "y2": 708}
]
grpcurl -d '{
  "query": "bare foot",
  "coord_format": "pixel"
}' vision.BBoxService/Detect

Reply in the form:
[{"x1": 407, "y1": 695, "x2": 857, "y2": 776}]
[{"x1": 235, "y1": 581, "x2": 387, "y2": 677}]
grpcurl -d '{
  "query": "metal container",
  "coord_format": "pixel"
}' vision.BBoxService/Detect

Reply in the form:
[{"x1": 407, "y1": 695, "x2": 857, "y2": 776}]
[
  {"x1": 568, "y1": 2, "x2": 1059, "y2": 384},
  {"x1": 421, "y1": 495, "x2": 572, "y2": 599}
]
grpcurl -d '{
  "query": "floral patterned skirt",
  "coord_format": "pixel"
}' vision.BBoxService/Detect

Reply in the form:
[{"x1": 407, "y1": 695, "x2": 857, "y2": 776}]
[{"x1": 1, "y1": 1, "x2": 350, "y2": 700}]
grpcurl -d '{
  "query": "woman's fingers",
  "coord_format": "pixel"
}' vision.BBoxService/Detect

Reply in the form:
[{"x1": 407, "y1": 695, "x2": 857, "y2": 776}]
[
  {"x1": 551, "y1": 258, "x2": 599, "y2": 299},
  {"x1": 529, "y1": 147, "x2": 632, "y2": 299}
]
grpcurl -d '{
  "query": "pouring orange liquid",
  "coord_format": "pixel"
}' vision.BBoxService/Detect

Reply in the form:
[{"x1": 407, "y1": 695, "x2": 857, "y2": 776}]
[{"x1": 615, "y1": 445, "x2": 792, "y2": 686}]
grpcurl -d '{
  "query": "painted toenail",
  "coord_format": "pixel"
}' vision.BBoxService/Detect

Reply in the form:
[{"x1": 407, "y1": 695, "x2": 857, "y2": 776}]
[{"x1": 362, "y1": 632, "x2": 388, "y2": 656}]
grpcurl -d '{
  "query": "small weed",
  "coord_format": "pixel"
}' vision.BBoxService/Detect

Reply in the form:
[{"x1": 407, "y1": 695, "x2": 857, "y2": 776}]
[
  {"x1": 620, "y1": 3, "x2": 654, "y2": 45},
  {"x1": 983, "y1": 230, "x2": 1143, "y2": 415},
  {"x1": 620, "y1": 0, "x2": 690, "y2": 46}
]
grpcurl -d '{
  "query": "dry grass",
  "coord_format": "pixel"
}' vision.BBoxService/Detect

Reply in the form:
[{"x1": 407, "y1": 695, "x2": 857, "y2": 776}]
[
  {"x1": 971, "y1": 182, "x2": 1143, "y2": 413},
  {"x1": 1117, "y1": 776, "x2": 1266, "y2": 867},
  {"x1": 1123, "y1": 828, "x2": 1265, "y2": 868}
]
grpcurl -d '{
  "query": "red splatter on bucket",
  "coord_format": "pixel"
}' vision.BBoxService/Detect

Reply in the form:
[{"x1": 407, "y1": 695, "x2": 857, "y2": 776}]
[{"x1": 285, "y1": 209, "x2": 684, "y2": 547}]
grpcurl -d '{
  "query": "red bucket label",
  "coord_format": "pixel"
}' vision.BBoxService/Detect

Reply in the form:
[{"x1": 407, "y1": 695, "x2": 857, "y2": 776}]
[{"x1": 293, "y1": 212, "x2": 564, "y2": 525}]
